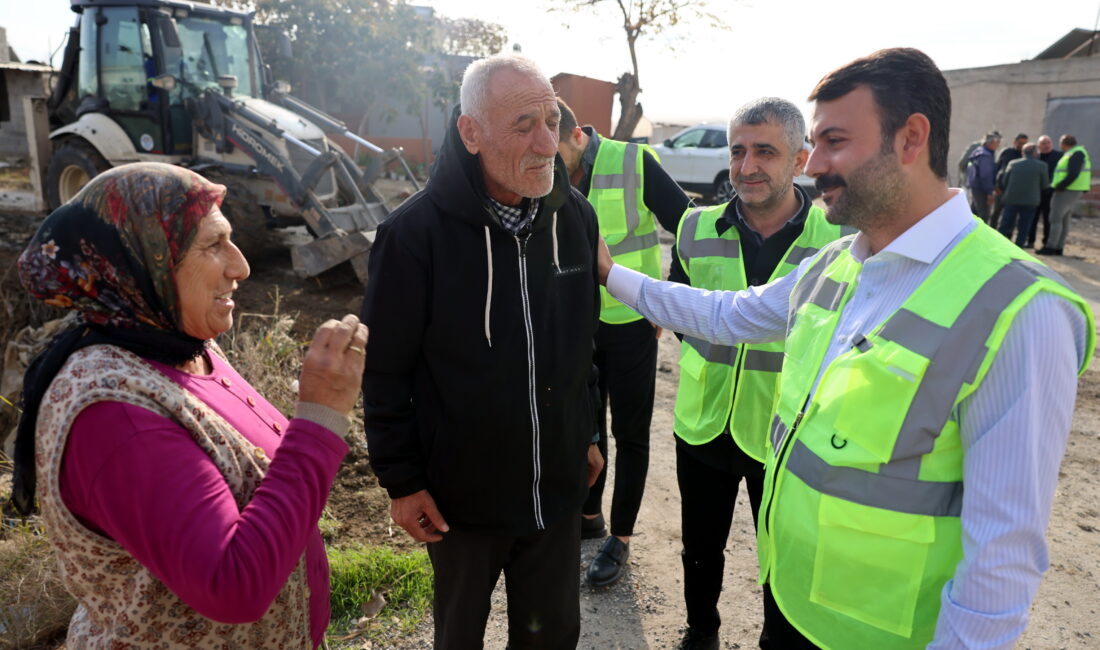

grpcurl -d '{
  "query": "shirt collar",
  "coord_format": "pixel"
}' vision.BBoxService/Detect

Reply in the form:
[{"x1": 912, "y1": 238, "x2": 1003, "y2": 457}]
[
  {"x1": 579, "y1": 126, "x2": 601, "y2": 179},
  {"x1": 731, "y1": 189, "x2": 806, "y2": 232},
  {"x1": 849, "y1": 189, "x2": 971, "y2": 264}
]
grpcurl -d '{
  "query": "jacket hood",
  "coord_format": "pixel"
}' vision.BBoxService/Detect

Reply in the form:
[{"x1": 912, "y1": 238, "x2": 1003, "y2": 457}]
[{"x1": 427, "y1": 105, "x2": 572, "y2": 231}]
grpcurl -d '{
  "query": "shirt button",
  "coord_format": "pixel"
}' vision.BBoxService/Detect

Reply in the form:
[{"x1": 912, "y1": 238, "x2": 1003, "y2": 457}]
[
  {"x1": 247, "y1": 396, "x2": 256, "y2": 407},
  {"x1": 272, "y1": 422, "x2": 283, "y2": 433},
  {"x1": 220, "y1": 377, "x2": 232, "y2": 388},
  {"x1": 253, "y1": 447, "x2": 266, "y2": 460}
]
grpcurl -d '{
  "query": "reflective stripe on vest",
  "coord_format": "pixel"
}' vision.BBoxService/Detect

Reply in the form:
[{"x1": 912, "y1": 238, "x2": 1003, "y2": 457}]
[
  {"x1": 673, "y1": 201, "x2": 845, "y2": 458},
  {"x1": 589, "y1": 138, "x2": 662, "y2": 323},
  {"x1": 757, "y1": 223, "x2": 1096, "y2": 649},
  {"x1": 1052, "y1": 145, "x2": 1092, "y2": 191}
]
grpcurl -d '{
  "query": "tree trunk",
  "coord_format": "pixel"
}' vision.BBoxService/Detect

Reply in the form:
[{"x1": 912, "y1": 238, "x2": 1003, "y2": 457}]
[{"x1": 612, "y1": 71, "x2": 642, "y2": 141}]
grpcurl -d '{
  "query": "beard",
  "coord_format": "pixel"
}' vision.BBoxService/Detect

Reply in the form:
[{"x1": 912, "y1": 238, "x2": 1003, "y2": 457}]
[
  {"x1": 816, "y1": 149, "x2": 907, "y2": 231},
  {"x1": 734, "y1": 160, "x2": 795, "y2": 211}
]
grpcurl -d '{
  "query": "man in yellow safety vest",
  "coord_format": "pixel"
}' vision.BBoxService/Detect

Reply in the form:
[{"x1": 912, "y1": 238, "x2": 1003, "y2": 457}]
[
  {"x1": 669, "y1": 97, "x2": 847, "y2": 650},
  {"x1": 598, "y1": 48, "x2": 1094, "y2": 649},
  {"x1": 556, "y1": 99, "x2": 690, "y2": 587},
  {"x1": 1037, "y1": 134, "x2": 1091, "y2": 256}
]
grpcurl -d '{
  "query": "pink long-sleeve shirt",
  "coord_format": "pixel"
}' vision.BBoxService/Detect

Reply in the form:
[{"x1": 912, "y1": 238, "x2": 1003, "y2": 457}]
[{"x1": 59, "y1": 352, "x2": 348, "y2": 647}]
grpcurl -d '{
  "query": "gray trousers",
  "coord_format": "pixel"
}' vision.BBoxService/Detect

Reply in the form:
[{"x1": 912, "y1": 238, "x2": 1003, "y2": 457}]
[{"x1": 1047, "y1": 190, "x2": 1083, "y2": 250}]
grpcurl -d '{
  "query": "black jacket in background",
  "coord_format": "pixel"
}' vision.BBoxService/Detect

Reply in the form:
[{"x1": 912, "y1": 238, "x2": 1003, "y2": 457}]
[{"x1": 360, "y1": 107, "x2": 601, "y2": 535}]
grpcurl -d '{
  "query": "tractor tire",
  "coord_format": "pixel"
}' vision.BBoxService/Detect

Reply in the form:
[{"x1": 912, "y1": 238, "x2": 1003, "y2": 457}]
[
  {"x1": 200, "y1": 172, "x2": 279, "y2": 261},
  {"x1": 46, "y1": 139, "x2": 111, "y2": 210}
]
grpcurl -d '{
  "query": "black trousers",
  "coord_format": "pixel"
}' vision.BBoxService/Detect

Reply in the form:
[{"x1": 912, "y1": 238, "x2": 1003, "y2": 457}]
[
  {"x1": 1029, "y1": 188, "x2": 1054, "y2": 247},
  {"x1": 426, "y1": 514, "x2": 581, "y2": 649},
  {"x1": 676, "y1": 433, "x2": 765, "y2": 636},
  {"x1": 760, "y1": 585, "x2": 821, "y2": 649},
  {"x1": 970, "y1": 190, "x2": 992, "y2": 225},
  {"x1": 583, "y1": 318, "x2": 658, "y2": 537}
]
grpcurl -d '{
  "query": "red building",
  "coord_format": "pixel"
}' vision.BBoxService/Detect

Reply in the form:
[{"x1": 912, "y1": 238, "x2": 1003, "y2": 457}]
[{"x1": 551, "y1": 73, "x2": 616, "y2": 137}]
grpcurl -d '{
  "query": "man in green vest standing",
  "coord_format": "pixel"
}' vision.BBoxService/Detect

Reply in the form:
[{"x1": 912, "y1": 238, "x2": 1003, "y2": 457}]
[
  {"x1": 670, "y1": 97, "x2": 847, "y2": 650},
  {"x1": 556, "y1": 99, "x2": 690, "y2": 587},
  {"x1": 598, "y1": 48, "x2": 1094, "y2": 649},
  {"x1": 1038, "y1": 134, "x2": 1091, "y2": 256}
]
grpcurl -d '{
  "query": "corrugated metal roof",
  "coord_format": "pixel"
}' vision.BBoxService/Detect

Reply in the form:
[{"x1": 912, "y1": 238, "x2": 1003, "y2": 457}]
[{"x1": 1034, "y1": 28, "x2": 1100, "y2": 60}]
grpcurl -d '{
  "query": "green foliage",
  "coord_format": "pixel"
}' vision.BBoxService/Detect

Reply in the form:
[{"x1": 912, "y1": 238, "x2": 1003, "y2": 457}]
[{"x1": 326, "y1": 545, "x2": 433, "y2": 634}]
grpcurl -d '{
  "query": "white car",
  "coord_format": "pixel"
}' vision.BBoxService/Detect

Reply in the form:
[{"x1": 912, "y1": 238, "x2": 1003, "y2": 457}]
[{"x1": 652, "y1": 124, "x2": 818, "y2": 203}]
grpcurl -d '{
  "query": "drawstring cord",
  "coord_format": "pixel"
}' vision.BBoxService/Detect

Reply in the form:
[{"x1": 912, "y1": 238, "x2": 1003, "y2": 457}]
[{"x1": 483, "y1": 225, "x2": 493, "y2": 348}]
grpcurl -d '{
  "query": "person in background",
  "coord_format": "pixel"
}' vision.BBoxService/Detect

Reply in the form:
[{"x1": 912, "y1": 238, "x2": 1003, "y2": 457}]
[
  {"x1": 668, "y1": 97, "x2": 848, "y2": 650},
  {"x1": 1028, "y1": 134, "x2": 1063, "y2": 249},
  {"x1": 360, "y1": 54, "x2": 602, "y2": 648},
  {"x1": 956, "y1": 130, "x2": 998, "y2": 189},
  {"x1": 1039, "y1": 134, "x2": 1091, "y2": 256},
  {"x1": 12, "y1": 162, "x2": 364, "y2": 649},
  {"x1": 997, "y1": 142, "x2": 1049, "y2": 247},
  {"x1": 599, "y1": 47, "x2": 1093, "y2": 649},
  {"x1": 966, "y1": 131, "x2": 1000, "y2": 224},
  {"x1": 556, "y1": 97, "x2": 690, "y2": 587},
  {"x1": 990, "y1": 132, "x2": 1028, "y2": 227}
]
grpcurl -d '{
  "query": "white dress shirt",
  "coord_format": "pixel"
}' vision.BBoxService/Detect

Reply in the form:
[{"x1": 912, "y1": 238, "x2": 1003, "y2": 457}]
[{"x1": 607, "y1": 189, "x2": 1090, "y2": 649}]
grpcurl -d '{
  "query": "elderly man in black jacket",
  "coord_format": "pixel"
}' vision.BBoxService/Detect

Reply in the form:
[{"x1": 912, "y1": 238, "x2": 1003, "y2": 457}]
[{"x1": 360, "y1": 54, "x2": 603, "y2": 649}]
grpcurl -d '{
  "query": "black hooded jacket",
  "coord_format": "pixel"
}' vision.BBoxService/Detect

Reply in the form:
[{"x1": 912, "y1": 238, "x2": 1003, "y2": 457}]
[{"x1": 360, "y1": 109, "x2": 601, "y2": 535}]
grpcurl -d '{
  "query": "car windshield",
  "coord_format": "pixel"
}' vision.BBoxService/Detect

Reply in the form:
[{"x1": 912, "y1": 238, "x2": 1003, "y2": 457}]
[{"x1": 172, "y1": 15, "x2": 257, "y2": 97}]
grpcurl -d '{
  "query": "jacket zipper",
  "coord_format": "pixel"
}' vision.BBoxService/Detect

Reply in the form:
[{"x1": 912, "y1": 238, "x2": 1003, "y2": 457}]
[
  {"x1": 761, "y1": 408, "x2": 804, "y2": 565},
  {"x1": 515, "y1": 233, "x2": 545, "y2": 530}
]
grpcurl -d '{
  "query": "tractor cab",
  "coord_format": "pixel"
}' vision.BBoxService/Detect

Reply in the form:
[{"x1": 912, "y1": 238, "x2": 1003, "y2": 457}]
[{"x1": 52, "y1": 0, "x2": 266, "y2": 159}]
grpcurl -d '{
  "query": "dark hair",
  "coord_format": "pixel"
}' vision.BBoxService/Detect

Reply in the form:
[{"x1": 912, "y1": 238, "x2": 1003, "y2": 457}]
[
  {"x1": 1061, "y1": 134, "x2": 1077, "y2": 147},
  {"x1": 1015, "y1": 133, "x2": 1028, "y2": 141},
  {"x1": 557, "y1": 98, "x2": 578, "y2": 140},
  {"x1": 809, "y1": 47, "x2": 951, "y2": 179}
]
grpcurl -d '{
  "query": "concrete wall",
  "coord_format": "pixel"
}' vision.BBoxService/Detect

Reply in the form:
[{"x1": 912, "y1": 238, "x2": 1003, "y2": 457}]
[
  {"x1": 945, "y1": 56, "x2": 1100, "y2": 187},
  {"x1": 0, "y1": 71, "x2": 51, "y2": 159}
]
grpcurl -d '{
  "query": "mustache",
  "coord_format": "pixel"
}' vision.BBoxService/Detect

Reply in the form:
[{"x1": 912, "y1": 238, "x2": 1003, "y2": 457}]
[
  {"x1": 815, "y1": 174, "x2": 847, "y2": 192},
  {"x1": 524, "y1": 155, "x2": 555, "y2": 169},
  {"x1": 736, "y1": 174, "x2": 770, "y2": 183}
]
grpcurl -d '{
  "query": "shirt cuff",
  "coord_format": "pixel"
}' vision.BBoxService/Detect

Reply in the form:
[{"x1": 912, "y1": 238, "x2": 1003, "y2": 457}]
[
  {"x1": 606, "y1": 264, "x2": 647, "y2": 311},
  {"x1": 293, "y1": 402, "x2": 350, "y2": 439}
]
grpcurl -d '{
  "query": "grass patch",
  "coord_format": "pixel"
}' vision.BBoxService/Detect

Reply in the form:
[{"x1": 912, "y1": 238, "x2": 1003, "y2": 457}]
[
  {"x1": 326, "y1": 545, "x2": 433, "y2": 640},
  {"x1": 1, "y1": 455, "x2": 75, "y2": 650}
]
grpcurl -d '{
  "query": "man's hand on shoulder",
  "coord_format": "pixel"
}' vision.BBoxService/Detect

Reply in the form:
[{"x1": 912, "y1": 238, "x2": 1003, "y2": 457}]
[{"x1": 391, "y1": 489, "x2": 449, "y2": 543}]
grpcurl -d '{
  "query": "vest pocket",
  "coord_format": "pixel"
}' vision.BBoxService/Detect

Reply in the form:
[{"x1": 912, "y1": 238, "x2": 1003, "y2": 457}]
[
  {"x1": 813, "y1": 343, "x2": 929, "y2": 463},
  {"x1": 810, "y1": 494, "x2": 934, "y2": 638},
  {"x1": 674, "y1": 349, "x2": 708, "y2": 433}
]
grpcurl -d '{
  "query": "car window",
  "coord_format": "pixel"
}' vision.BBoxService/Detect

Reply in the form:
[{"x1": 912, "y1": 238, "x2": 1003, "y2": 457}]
[
  {"x1": 701, "y1": 129, "x2": 728, "y2": 149},
  {"x1": 672, "y1": 129, "x2": 705, "y2": 148}
]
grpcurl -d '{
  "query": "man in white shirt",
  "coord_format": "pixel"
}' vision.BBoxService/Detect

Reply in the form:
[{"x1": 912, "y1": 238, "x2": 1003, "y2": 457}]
[{"x1": 598, "y1": 48, "x2": 1093, "y2": 649}]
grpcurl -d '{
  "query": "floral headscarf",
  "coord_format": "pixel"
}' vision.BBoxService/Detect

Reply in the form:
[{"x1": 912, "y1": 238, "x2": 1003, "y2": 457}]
[
  {"x1": 19, "y1": 162, "x2": 225, "y2": 330},
  {"x1": 12, "y1": 162, "x2": 228, "y2": 515}
]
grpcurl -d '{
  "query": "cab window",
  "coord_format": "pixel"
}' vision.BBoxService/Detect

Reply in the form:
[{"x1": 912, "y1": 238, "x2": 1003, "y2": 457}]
[{"x1": 672, "y1": 129, "x2": 705, "y2": 149}]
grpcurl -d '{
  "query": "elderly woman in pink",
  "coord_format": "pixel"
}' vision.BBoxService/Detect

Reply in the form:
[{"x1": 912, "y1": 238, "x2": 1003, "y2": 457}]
[{"x1": 11, "y1": 162, "x2": 365, "y2": 648}]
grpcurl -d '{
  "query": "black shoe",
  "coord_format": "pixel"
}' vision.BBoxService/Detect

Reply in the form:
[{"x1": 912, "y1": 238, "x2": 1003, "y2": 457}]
[
  {"x1": 586, "y1": 536, "x2": 629, "y2": 586},
  {"x1": 1036, "y1": 247, "x2": 1055, "y2": 256},
  {"x1": 678, "y1": 628, "x2": 719, "y2": 650},
  {"x1": 581, "y1": 513, "x2": 606, "y2": 540}
]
